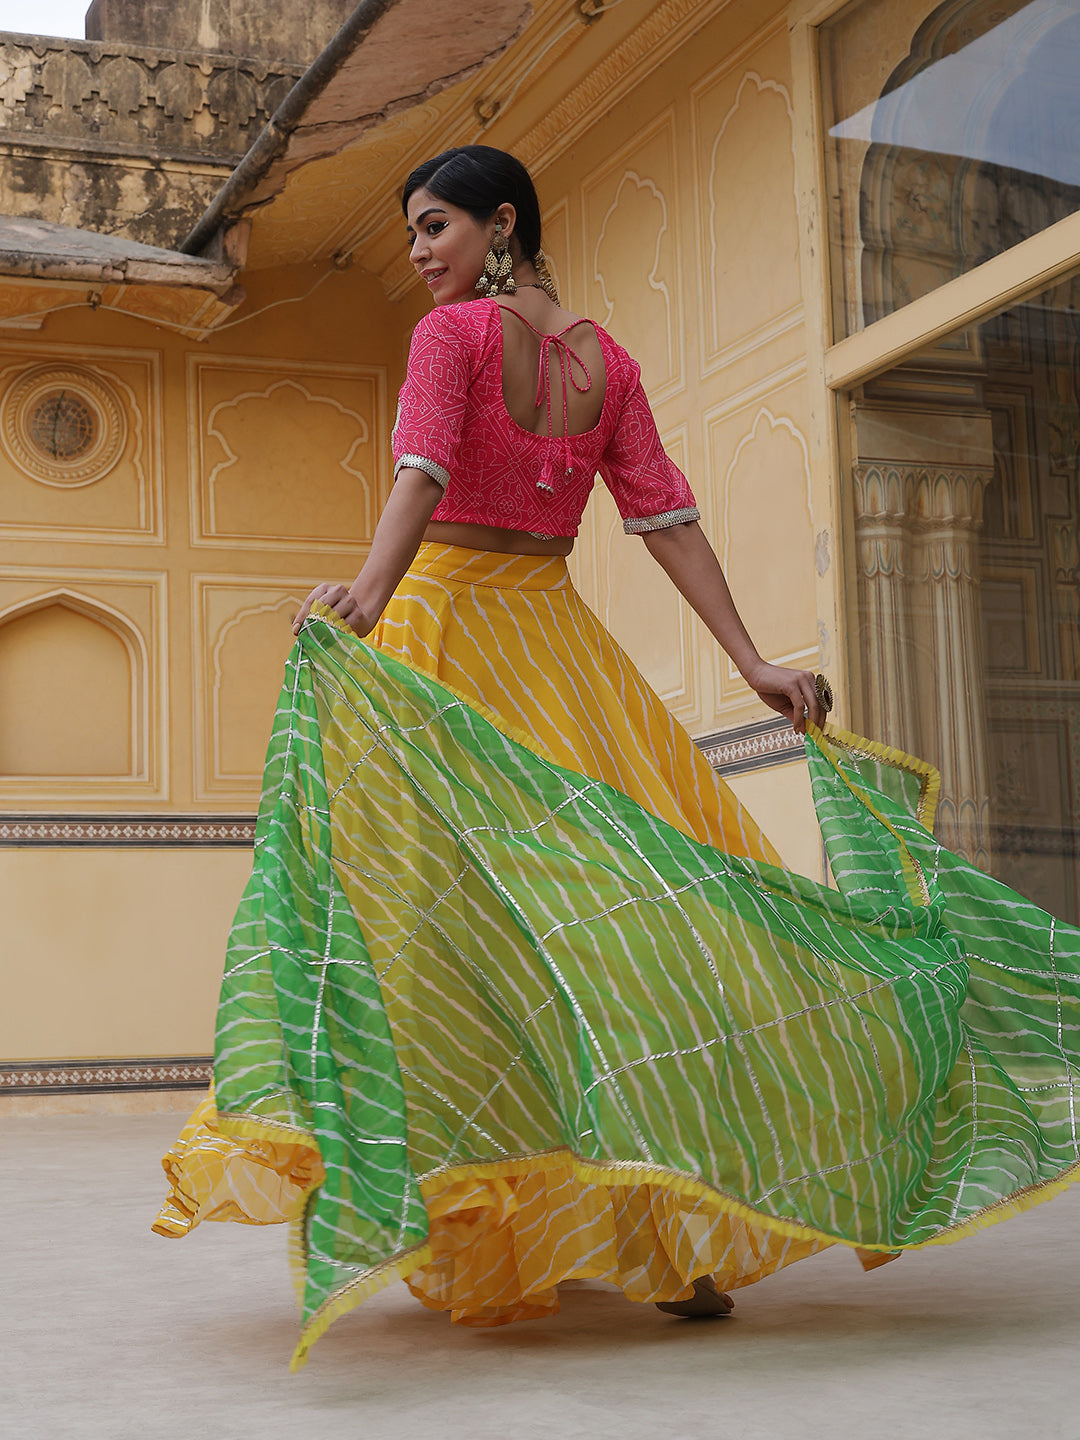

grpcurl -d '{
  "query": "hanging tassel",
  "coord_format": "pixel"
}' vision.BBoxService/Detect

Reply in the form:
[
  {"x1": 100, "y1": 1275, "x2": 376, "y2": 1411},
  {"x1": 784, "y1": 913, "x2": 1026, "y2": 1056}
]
[{"x1": 536, "y1": 451, "x2": 556, "y2": 494}]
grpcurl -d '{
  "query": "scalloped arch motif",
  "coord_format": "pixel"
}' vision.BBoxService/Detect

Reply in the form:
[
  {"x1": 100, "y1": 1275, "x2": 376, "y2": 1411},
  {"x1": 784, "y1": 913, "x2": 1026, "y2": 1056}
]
[
  {"x1": 210, "y1": 594, "x2": 305, "y2": 785},
  {"x1": 203, "y1": 376, "x2": 374, "y2": 541}
]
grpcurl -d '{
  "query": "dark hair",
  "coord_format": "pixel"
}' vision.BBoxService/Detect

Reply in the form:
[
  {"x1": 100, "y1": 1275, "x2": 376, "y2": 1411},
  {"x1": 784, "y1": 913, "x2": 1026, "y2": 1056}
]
[{"x1": 401, "y1": 145, "x2": 542, "y2": 259}]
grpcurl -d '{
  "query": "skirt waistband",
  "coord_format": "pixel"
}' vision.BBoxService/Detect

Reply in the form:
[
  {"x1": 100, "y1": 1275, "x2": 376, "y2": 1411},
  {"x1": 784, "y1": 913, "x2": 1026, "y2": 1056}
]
[{"x1": 409, "y1": 542, "x2": 571, "y2": 592}]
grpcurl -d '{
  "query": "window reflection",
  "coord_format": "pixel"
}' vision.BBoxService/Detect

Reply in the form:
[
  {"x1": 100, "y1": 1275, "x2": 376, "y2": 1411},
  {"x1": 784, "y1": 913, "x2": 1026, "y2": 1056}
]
[
  {"x1": 822, "y1": 0, "x2": 1080, "y2": 336},
  {"x1": 848, "y1": 273, "x2": 1080, "y2": 923}
]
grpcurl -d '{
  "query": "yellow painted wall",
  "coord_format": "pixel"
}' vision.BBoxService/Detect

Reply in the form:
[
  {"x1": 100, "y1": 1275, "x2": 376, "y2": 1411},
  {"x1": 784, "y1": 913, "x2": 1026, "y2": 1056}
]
[
  {"x1": 1, "y1": 848, "x2": 250, "y2": 1059},
  {"x1": 515, "y1": 0, "x2": 824, "y2": 874},
  {"x1": 725, "y1": 762, "x2": 822, "y2": 883},
  {"x1": 525, "y1": 7, "x2": 819, "y2": 747},
  {"x1": 1, "y1": 0, "x2": 827, "y2": 1073},
  {"x1": 1, "y1": 261, "x2": 408, "y2": 1063},
  {"x1": 1, "y1": 261, "x2": 404, "y2": 813}
]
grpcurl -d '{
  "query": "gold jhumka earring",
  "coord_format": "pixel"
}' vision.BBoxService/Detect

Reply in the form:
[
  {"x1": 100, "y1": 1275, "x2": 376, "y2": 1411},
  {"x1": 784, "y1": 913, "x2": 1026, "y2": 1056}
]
[
  {"x1": 475, "y1": 221, "x2": 517, "y2": 297},
  {"x1": 533, "y1": 250, "x2": 560, "y2": 305}
]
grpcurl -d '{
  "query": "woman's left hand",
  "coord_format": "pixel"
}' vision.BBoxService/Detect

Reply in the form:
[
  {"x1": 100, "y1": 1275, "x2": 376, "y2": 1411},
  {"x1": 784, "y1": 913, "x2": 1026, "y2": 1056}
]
[
  {"x1": 741, "y1": 660, "x2": 823, "y2": 734},
  {"x1": 292, "y1": 582, "x2": 370, "y2": 637}
]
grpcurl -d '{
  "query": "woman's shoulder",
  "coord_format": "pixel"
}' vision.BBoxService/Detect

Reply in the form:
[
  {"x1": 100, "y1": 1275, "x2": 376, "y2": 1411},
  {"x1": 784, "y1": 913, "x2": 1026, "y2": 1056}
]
[
  {"x1": 579, "y1": 318, "x2": 641, "y2": 392},
  {"x1": 412, "y1": 299, "x2": 497, "y2": 344},
  {"x1": 406, "y1": 303, "x2": 501, "y2": 385}
]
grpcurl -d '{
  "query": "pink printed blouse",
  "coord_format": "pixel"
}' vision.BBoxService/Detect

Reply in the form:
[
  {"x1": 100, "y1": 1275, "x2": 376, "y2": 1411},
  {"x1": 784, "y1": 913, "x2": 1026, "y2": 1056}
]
[{"x1": 391, "y1": 298, "x2": 699, "y2": 538}]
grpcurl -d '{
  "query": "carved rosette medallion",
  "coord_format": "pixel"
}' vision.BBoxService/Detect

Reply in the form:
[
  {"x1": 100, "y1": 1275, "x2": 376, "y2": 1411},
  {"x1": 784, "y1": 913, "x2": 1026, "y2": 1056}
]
[{"x1": 1, "y1": 365, "x2": 127, "y2": 487}]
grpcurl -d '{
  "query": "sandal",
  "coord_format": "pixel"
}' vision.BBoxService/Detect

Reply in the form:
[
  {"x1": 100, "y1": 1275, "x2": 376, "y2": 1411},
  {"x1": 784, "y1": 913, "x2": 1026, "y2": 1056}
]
[{"x1": 655, "y1": 1275, "x2": 734, "y2": 1318}]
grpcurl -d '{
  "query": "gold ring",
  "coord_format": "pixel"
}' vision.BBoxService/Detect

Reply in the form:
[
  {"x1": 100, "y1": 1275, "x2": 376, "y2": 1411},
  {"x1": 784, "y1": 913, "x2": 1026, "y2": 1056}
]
[{"x1": 814, "y1": 673, "x2": 834, "y2": 714}]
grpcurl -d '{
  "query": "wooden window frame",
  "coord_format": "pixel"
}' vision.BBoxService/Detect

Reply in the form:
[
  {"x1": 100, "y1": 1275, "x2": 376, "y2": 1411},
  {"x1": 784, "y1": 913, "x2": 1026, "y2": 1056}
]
[{"x1": 786, "y1": 0, "x2": 1080, "y2": 723}]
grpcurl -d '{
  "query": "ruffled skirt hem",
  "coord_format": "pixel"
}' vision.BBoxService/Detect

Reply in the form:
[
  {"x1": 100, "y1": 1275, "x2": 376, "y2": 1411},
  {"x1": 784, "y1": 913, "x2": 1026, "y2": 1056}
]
[{"x1": 154, "y1": 1091, "x2": 1080, "y2": 1370}]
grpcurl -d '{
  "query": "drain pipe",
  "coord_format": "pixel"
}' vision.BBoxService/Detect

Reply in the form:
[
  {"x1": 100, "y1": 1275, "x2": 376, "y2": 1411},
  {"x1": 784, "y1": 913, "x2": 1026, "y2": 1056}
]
[{"x1": 179, "y1": 0, "x2": 397, "y2": 257}]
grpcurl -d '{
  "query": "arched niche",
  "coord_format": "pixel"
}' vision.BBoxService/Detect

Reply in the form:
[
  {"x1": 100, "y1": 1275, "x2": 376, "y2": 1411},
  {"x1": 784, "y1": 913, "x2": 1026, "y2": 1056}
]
[
  {"x1": 858, "y1": 0, "x2": 1080, "y2": 325},
  {"x1": 0, "y1": 591, "x2": 144, "y2": 778}
]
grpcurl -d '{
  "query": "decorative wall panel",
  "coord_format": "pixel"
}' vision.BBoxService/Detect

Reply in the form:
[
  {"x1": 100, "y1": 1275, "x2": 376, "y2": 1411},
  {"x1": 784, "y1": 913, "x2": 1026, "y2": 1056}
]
[
  {"x1": 981, "y1": 566, "x2": 1043, "y2": 675},
  {"x1": 569, "y1": 427, "x2": 699, "y2": 727},
  {"x1": 540, "y1": 198, "x2": 573, "y2": 312},
  {"x1": 0, "y1": 1057, "x2": 212, "y2": 1096},
  {"x1": 692, "y1": 27, "x2": 802, "y2": 377},
  {"x1": 193, "y1": 575, "x2": 321, "y2": 801},
  {"x1": 581, "y1": 109, "x2": 684, "y2": 403},
  {"x1": 189, "y1": 355, "x2": 387, "y2": 552},
  {"x1": 706, "y1": 374, "x2": 817, "y2": 721},
  {"x1": 0, "y1": 342, "x2": 162, "y2": 544},
  {"x1": 0, "y1": 567, "x2": 166, "y2": 800}
]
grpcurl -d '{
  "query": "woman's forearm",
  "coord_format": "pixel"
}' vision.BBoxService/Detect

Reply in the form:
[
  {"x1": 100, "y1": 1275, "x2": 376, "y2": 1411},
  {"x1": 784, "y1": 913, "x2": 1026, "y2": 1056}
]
[
  {"x1": 641, "y1": 522, "x2": 762, "y2": 678},
  {"x1": 292, "y1": 467, "x2": 443, "y2": 636},
  {"x1": 642, "y1": 520, "x2": 823, "y2": 731},
  {"x1": 347, "y1": 468, "x2": 444, "y2": 624}
]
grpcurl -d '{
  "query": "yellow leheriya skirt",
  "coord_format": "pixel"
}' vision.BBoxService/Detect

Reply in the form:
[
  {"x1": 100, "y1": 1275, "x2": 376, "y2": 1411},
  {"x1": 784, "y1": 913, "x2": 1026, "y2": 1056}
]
[{"x1": 155, "y1": 543, "x2": 1080, "y2": 1367}]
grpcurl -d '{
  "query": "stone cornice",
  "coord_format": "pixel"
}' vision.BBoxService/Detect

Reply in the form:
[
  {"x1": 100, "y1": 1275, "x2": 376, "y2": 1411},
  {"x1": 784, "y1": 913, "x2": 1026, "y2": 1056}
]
[
  {"x1": 0, "y1": 32, "x2": 304, "y2": 165},
  {"x1": 0, "y1": 133, "x2": 233, "y2": 171},
  {"x1": 516, "y1": 0, "x2": 741, "y2": 174}
]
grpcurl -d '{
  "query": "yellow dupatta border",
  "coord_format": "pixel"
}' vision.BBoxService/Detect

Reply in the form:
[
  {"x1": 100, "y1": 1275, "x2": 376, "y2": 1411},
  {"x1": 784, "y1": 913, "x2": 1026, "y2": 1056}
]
[
  {"x1": 805, "y1": 721, "x2": 943, "y2": 907},
  {"x1": 280, "y1": 1144, "x2": 1080, "y2": 1369}
]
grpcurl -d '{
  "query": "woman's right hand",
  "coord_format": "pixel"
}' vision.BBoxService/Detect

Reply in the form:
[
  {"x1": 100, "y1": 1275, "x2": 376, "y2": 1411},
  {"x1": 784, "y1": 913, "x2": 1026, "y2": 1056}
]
[
  {"x1": 741, "y1": 659, "x2": 824, "y2": 735},
  {"x1": 292, "y1": 583, "x2": 371, "y2": 637}
]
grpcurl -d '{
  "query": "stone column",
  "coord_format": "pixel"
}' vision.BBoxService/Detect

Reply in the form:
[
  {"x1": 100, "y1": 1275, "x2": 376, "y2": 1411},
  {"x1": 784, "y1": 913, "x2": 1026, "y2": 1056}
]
[
  {"x1": 910, "y1": 466, "x2": 993, "y2": 867},
  {"x1": 852, "y1": 462, "x2": 920, "y2": 750},
  {"x1": 851, "y1": 404, "x2": 995, "y2": 869}
]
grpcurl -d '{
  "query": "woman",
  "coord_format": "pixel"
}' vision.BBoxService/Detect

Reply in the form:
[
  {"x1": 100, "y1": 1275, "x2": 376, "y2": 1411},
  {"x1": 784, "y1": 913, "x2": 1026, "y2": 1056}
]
[{"x1": 155, "y1": 146, "x2": 1080, "y2": 1369}]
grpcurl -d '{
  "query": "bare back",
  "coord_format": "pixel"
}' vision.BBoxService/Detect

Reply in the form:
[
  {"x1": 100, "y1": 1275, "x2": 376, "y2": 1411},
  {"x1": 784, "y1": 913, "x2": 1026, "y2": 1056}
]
[{"x1": 496, "y1": 301, "x2": 607, "y2": 438}]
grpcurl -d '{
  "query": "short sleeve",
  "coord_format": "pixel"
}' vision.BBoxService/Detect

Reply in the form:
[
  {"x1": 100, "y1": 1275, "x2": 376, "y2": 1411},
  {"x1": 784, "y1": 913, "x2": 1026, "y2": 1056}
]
[
  {"x1": 391, "y1": 308, "x2": 473, "y2": 488},
  {"x1": 598, "y1": 361, "x2": 699, "y2": 533}
]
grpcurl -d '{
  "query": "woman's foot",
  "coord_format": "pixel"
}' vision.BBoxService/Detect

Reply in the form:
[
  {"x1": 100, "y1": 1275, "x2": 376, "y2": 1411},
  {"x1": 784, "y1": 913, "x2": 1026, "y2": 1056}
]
[{"x1": 655, "y1": 1276, "x2": 734, "y2": 1318}]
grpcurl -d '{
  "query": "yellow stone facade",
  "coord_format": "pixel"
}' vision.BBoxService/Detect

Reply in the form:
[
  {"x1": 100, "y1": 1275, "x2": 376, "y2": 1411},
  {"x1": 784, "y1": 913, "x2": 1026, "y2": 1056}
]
[{"x1": 3, "y1": 0, "x2": 1076, "y2": 1100}]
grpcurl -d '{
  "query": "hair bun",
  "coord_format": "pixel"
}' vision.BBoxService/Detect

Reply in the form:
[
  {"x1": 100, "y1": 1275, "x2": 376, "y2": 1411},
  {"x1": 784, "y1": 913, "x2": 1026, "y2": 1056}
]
[{"x1": 402, "y1": 145, "x2": 543, "y2": 261}]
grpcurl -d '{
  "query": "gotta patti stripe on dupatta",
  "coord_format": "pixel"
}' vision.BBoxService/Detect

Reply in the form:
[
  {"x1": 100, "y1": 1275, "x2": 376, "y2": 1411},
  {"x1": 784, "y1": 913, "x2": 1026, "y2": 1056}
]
[{"x1": 153, "y1": 544, "x2": 1080, "y2": 1370}]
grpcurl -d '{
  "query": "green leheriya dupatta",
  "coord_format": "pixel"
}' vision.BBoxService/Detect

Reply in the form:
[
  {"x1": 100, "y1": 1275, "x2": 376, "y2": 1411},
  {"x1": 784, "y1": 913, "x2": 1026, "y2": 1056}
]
[{"x1": 210, "y1": 612, "x2": 1080, "y2": 1365}]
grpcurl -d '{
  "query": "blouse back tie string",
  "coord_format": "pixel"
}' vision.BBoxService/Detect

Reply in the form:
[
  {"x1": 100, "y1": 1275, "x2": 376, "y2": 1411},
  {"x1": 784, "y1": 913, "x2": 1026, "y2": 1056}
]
[{"x1": 499, "y1": 307, "x2": 593, "y2": 494}]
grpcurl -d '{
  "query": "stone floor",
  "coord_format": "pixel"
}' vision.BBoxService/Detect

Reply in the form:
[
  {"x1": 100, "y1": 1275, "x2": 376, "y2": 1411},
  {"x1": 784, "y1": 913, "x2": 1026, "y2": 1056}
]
[{"x1": 3, "y1": 1110, "x2": 1079, "y2": 1439}]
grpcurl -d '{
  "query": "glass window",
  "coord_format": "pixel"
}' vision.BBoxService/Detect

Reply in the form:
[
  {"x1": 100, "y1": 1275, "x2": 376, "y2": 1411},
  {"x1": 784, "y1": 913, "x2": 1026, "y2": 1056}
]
[
  {"x1": 847, "y1": 269, "x2": 1080, "y2": 923},
  {"x1": 821, "y1": 0, "x2": 1080, "y2": 338}
]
